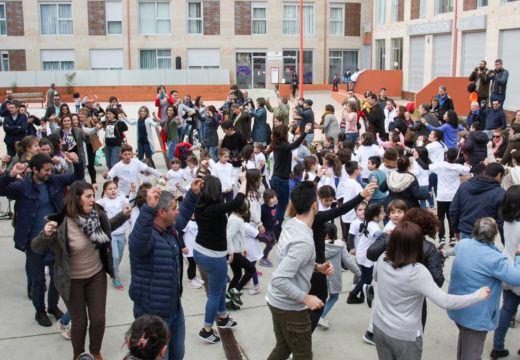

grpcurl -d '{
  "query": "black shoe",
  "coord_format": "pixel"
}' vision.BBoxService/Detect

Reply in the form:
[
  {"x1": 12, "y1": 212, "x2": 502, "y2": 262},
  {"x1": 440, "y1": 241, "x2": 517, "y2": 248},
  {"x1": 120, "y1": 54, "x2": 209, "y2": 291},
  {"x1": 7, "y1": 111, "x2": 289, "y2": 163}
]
[
  {"x1": 35, "y1": 310, "x2": 52, "y2": 327},
  {"x1": 347, "y1": 294, "x2": 364, "y2": 304},
  {"x1": 363, "y1": 284, "x2": 375, "y2": 308},
  {"x1": 226, "y1": 298, "x2": 241, "y2": 310},
  {"x1": 437, "y1": 240, "x2": 445, "y2": 250},
  {"x1": 27, "y1": 282, "x2": 32, "y2": 300},
  {"x1": 227, "y1": 289, "x2": 243, "y2": 306},
  {"x1": 217, "y1": 316, "x2": 237, "y2": 328},
  {"x1": 362, "y1": 331, "x2": 375, "y2": 345},
  {"x1": 449, "y1": 238, "x2": 457, "y2": 246},
  {"x1": 48, "y1": 306, "x2": 64, "y2": 321},
  {"x1": 490, "y1": 349, "x2": 509, "y2": 359},
  {"x1": 199, "y1": 328, "x2": 220, "y2": 344}
]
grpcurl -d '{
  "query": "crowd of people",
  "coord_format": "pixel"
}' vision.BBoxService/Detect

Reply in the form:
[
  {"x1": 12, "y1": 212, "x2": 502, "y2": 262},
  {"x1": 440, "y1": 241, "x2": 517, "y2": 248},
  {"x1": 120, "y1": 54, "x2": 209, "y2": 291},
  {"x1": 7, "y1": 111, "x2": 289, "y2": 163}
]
[{"x1": 0, "y1": 57, "x2": 519, "y2": 360}]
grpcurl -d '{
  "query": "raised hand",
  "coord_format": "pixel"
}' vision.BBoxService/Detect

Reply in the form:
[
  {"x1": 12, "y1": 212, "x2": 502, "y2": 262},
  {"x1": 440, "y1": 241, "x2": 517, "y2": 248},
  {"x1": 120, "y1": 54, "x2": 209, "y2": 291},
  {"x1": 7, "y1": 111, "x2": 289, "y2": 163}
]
[
  {"x1": 10, "y1": 162, "x2": 28, "y2": 178},
  {"x1": 190, "y1": 178, "x2": 204, "y2": 195},
  {"x1": 122, "y1": 205, "x2": 132, "y2": 216},
  {"x1": 146, "y1": 187, "x2": 162, "y2": 209},
  {"x1": 65, "y1": 152, "x2": 79, "y2": 164},
  {"x1": 44, "y1": 221, "x2": 58, "y2": 237},
  {"x1": 304, "y1": 123, "x2": 312, "y2": 134},
  {"x1": 2, "y1": 154, "x2": 11, "y2": 164},
  {"x1": 361, "y1": 182, "x2": 378, "y2": 198}
]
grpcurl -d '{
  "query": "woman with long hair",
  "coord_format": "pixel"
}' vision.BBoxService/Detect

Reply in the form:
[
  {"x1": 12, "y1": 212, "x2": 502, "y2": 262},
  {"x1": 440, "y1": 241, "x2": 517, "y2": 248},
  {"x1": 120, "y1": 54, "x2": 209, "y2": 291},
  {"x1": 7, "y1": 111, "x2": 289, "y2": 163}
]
[
  {"x1": 58, "y1": 103, "x2": 71, "y2": 118},
  {"x1": 203, "y1": 105, "x2": 220, "y2": 162},
  {"x1": 422, "y1": 109, "x2": 463, "y2": 149},
  {"x1": 249, "y1": 97, "x2": 267, "y2": 145},
  {"x1": 320, "y1": 104, "x2": 340, "y2": 144},
  {"x1": 136, "y1": 106, "x2": 160, "y2": 168},
  {"x1": 53, "y1": 114, "x2": 88, "y2": 166},
  {"x1": 342, "y1": 101, "x2": 359, "y2": 143},
  {"x1": 492, "y1": 129, "x2": 508, "y2": 161},
  {"x1": 103, "y1": 108, "x2": 128, "y2": 170},
  {"x1": 194, "y1": 96, "x2": 206, "y2": 144},
  {"x1": 154, "y1": 105, "x2": 180, "y2": 161},
  {"x1": 32, "y1": 181, "x2": 131, "y2": 359}
]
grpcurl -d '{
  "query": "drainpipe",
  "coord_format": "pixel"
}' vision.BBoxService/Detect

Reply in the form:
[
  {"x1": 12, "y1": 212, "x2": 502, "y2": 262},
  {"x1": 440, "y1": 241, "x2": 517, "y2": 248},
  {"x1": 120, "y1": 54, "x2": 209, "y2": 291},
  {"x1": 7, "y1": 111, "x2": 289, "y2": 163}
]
[
  {"x1": 299, "y1": 0, "x2": 304, "y2": 98},
  {"x1": 370, "y1": 0, "x2": 374, "y2": 70},
  {"x1": 324, "y1": 0, "x2": 327, "y2": 84},
  {"x1": 127, "y1": 0, "x2": 132, "y2": 69},
  {"x1": 451, "y1": 0, "x2": 459, "y2": 76}
]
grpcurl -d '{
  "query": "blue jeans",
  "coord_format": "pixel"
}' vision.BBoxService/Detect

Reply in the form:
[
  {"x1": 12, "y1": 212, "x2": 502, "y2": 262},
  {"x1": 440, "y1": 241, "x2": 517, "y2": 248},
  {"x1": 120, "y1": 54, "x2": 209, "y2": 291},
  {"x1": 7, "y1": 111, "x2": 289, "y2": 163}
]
[
  {"x1": 428, "y1": 173, "x2": 438, "y2": 200},
  {"x1": 321, "y1": 293, "x2": 339, "y2": 318},
  {"x1": 26, "y1": 247, "x2": 59, "y2": 311},
  {"x1": 251, "y1": 261, "x2": 259, "y2": 285},
  {"x1": 134, "y1": 303, "x2": 185, "y2": 360},
  {"x1": 205, "y1": 145, "x2": 217, "y2": 162},
  {"x1": 111, "y1": 233, "x2": 126, "y2": 278},
  {"x1": 346, "y1": 133, "x2": 359, "y2": 144},
  {"x1": 305, "y1": 133, "x2": 314, "y2": 148},
  {"x1": 193, "y1": 250, "x2": 228, "y2": 327},
  {"x1": 199, "y1": 121, "x2": 206, "y2": 145},
  {"x1": 105, "y1": 146, "x2": 121, "y2": 170},
  {"x1": 60, "y1": 311, "x2": 71, "y2": 326},
  {"x1": 459, "y1": 231, "x2": 472, "y2": 240},
  {"x1": 270, "y1": 175, "x2": 289, "y2": 230},
  {"x1": 138, "y1": 142, "x2": 155, "y2": 168},
  {"x1": 351, "y1": 265, "x2": 373, "y2": 298},
  {"x1": 493, "y1": 290, "x2": 520, "y2": 350},
  {"x1": 419, "y1": 185, "x2": 434, "y2": 208},
  {"x1": 167, "y1": 140, "x2": 178, "y2": 160}
]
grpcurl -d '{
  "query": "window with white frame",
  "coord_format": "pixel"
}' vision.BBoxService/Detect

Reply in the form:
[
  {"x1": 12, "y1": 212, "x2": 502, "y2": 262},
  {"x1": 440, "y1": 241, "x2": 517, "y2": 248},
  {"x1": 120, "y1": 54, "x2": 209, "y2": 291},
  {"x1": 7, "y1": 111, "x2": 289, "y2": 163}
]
[
  {"x1": 139, "y1": 49, "x2": 171, "y2": 69},
  {"x1": 106, "y1": 1, "x2": 122, "y2": 34},
  {"x1": 0, "y1": 3, "x2": 6, "y2": 36},
  {"x1": 391, "y1": 0, "x2": 398, "y2": 22},
  {"x1": 282, "y1": 50, "x2": 313, "y2": 83},
  {"x1": 187, "y1": 49, "x2": 220, "y2": 69},
  {"x1": 477, "y1": 0, "x2": 488, "y2": 6},
  {"x1": 329, "y1": 3, "x2": 344, "y2": 36},
  {"x1": 1, "y1": 51, "x2": 8, "y2": 71},
  {"x1": 376, "y1": 0, "x2": 386, "y2": 25},
  {"x1": 375, "y1": 39, "x2": 386, "y2": 70},
  {"x1": 40, "y1": 3, "x2": 73, "y2": 35},
  {"x1": 436, "y1": 0, "x2": 453, "y2": 13},
  {"x1": 187, "y1": 2, "x2": 202, "y2": 34},
  {"x1": 419, "y1": 0, "x2": 427, "y2": 17},
  {"x1": 41, "y1": 49, "x2": 75, "y2": 71},
  {"x1": 138, "y1": 2, "x2": 171, "y2": 34},
  {"x1": 90, "y1": 49, "x2": 124, "y2": 70},
  {"x1": 504, "y1": 0, "x2": 519, "y2": 2},
  {"x1": 328, "y1": 50, "x2": 359, "y2": 83},
  {"x1": 252, "y1": 2, "x2": 267, "y2": 35},
  {"x1": 282, "y1": 3, "x2": 314, "y2": 35},
  {"x1": 391, "y1": 38, "x2": 402, "y2": 70}
]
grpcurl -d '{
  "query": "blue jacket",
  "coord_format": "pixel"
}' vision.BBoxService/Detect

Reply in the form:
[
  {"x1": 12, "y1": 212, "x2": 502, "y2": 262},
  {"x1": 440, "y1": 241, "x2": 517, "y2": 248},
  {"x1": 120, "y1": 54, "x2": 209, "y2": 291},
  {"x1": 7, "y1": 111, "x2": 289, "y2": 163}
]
[
  {"x1": 250, "y1": 106, "x2": 267, "y2": 143},
  {"x1": 426, "y1": 123, "x2": 463, "y2": 149},
  {"x1": 0, "y1": 161, "x2": 84, "y2": 251},
  {"x1": 484, "y1": 108, "x2": 507, "y2": 130},
  {"x1": 128, "y1": 190, "x2": 199, "y2": 317},
  {"x1": 448, "y1": 237, "x2": 520, "y2": 331},
  {"x1": 3, "y1": 113, "x2": 28, "y2": 145},
  {"x1": 450, "y1": 176, "x2": 505, "y2": 236}
]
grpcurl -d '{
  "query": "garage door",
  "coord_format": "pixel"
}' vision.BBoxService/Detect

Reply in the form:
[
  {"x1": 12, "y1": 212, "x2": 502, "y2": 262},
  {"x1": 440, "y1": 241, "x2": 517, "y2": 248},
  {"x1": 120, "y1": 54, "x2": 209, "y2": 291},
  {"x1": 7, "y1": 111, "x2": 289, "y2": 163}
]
[
  {"x1": 433, "y1": 34, "x2": 452, "y2": 78},
  {"x1": 409, "y1": 36, "x2": 425, "y2": 92},
  {"x1": 500, "y1": 29, "x2": 520, "y2": 111},
  {"x1": 461, "y1": 32, "x2": 486, "y2": 77}
]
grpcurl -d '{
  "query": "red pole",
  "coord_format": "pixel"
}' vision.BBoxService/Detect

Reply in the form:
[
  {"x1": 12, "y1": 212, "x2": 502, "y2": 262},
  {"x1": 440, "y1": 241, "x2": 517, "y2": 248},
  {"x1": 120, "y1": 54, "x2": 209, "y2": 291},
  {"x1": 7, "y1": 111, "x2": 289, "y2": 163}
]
[
  {"x1": 324, "y1": 0, "x2": 327, "y2": 84},
  {"x1": 451, "y1": 0, "x2": 459, "y2": 76},
  {"x1": 299, "y1": 0, "x2": 304, "y2": 98}
]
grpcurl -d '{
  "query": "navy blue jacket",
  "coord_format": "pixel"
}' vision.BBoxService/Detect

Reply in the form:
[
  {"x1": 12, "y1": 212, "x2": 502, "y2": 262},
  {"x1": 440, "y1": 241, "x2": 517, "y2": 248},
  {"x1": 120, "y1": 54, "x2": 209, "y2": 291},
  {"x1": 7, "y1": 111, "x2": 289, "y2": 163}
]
[
  {"x1": 129, "y1": 190, "x2": 199, "y2": 317},
  {"x1": 0, "y1": 161, "x2": 84, "y2": 251},
  {"x1": 450, "y1": 176, "x2": 505, "y2": 236},
  {"x1": 484, "y1": 108, "x2": 506, "y2": 130},
  {"x1": 3, "y1": 113, "x2": 28, "y2": 145}
]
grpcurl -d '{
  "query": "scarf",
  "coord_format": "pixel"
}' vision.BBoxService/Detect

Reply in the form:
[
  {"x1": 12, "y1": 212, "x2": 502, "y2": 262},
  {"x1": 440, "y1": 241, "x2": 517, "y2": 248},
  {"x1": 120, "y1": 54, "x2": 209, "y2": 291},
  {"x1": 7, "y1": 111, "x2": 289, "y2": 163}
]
[
  {"x1": 74, "y1": 210, "x2": 110, "y2": 246},
  {"x1": 438, "y1": 94, "x2": 447, "y2": 108},
  {"x1": 320, "y1": 111, "x2": 334, "y2": 133},
  {"x1": 493, "y1": 137, "x2": 504, "y2": 156}
]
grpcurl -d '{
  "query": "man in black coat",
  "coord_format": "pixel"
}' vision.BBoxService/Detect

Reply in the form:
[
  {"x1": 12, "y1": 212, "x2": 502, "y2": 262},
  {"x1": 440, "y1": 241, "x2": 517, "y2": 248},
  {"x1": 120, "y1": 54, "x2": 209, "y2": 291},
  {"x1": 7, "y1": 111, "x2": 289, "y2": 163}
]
[
  {"x1": 3, "y1": 101, "x2": 28, "y2": 156},
  {"x1": 229, "y1": 104, "x2": 252, "y2": 141},
  {"x1": 365, "y1": 93, "x2": 385, "y2": 138},
  {"x1": 461, "y1": 121, "x2": 489, "y2": 166}
]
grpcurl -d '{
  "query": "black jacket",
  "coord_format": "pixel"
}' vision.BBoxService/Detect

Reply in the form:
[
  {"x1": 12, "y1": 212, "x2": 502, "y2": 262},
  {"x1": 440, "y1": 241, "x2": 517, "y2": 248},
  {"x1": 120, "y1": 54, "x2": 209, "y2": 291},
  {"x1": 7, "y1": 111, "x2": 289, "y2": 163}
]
[
  {"x1": 389, "y1": 116, "x2": 408, "y2": 135},
  {"x1": 487, "y1": 69, "x2": 509, "y2": 96},
  {"x1": 461, "y1": 130, "x2": 489, "y2": 166},
  {"x1": 380, "y1": 171, "x2": 428, "y2": 212},
  {"x1": 367, "y1": 233, "x2": 444, "y2": 287},
  {"x1": 367, "y1": 103, "x2": 385, "y2": 135},
  {"x1": 438, "y1": 96, "x2": 454, "y2": 121}
]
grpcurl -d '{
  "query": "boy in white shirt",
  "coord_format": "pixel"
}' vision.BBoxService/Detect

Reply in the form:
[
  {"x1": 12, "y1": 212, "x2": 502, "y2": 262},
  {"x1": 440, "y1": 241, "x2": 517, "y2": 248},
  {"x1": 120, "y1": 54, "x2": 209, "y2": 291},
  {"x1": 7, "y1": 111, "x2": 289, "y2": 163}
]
[
  {"x1": 254, "y1": 143, "x2": 269, "y2": 189},
  {"x1": 167, "y1": 158, "x2": 188, "y2": 199},
  {"x1": 212, "y1": 148, "x2": 236, "y2": 203},
  {"x1": 383, "y1": 199, "x2": 407, "y2": 233},
  {"x1": 339, "y1": 161, "x2": 364, "y2": 239}
]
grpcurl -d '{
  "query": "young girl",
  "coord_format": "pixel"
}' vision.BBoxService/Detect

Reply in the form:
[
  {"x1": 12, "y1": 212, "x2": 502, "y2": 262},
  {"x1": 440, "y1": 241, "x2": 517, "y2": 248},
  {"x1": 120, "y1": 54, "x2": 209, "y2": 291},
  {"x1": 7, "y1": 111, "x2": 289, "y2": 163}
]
[
  {"x1": 183, "y1": 215, "x2": 205, "y2": 289},
  {"x1": 319, "y1": 223, "x2": 361, "y2": 329},
  {"x1": 212, "y1": 148, "x2": 235, "y2": 203},
  {"x1": 347, "y1": 202, "x2": 384, "y2": 304},
  {"x1": 318, "y1": 152, "x2": 341, "y2": 191},
  {"x1": 289, "y1": 163, "x2": 303, "y2": 193},
  {"x1": 412, "y1": 146, "x2": 433, "y2": 209},
  {"x1": 97, "y1": 180, "x2": 131, "y2": 289},
  {"x1": 243, "y1": 214, "x2": 265, "y2": 295},
  {"x1": 198, "y1": 151, "x2": 212, "y2": 177},
  {"x1": 338, "y1": 161, "x2": 363, "y2": 240},
  {"x1": 246, "y1": 169, "x2": 263, "y2": 233},
  {"x1": 241, "y1": 144, "x2": 257, "y2": 171},
  {"x1": 259, "y1": 189, "x2": 278, "y2": 267},
  {"x1": 253, "y1": 142, "x2": 269, "y2": 189},
  {"x1": 346, "y1": 201, "x2": 368, "y2": 253},
  {"x1": 379, "y1": 147, "x2": 399, "y2": 175},
  {"x1": 124, "y1": 314, "x2": 170, "y2": 360},
  {"x1": 302, "y1": 155, "x2": 318, "y2": 182},
  {"x1": 167, "y1": 158, "x2": 187, "y2": 199}
]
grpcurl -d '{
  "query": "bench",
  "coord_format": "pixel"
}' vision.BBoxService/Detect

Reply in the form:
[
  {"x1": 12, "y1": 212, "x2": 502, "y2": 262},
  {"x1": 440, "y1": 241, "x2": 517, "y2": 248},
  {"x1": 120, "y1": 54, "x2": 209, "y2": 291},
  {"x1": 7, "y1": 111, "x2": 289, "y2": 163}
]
[{"x1": 13, "y1": 92, "x2": 45, "y2": 108}]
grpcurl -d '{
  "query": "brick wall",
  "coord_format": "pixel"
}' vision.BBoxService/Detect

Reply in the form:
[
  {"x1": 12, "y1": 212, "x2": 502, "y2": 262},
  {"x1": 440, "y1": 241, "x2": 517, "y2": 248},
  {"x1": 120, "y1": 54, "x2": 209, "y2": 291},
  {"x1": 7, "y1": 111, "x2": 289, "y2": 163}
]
[
  {"x1": 6, "y1": 1, "x2": 24, "y2": 36},
  {"x1": 8, "y1": 50, "x2": 26, "y2": 71},
  {"x1": 463, "y1": 0, "x2": 477, "y2": 11},
  {"x1": 235, "y1": 1, "x2": 251, "y2": 35},
  {"x1": 345, "y1": 3, "x2": 361, "y2": 36},
  {"x1": 398, "y1": 0, "x2": 404, "y2": 21},
  {"x1": 203, "y1": 1, "x2": 220, "y2": 35},
  {"x1": 88, "y1": 1, "x2": 106, "y2": 36},
  {"x1": 410, "y1": 0, "x2": 420, "y2": 19}
]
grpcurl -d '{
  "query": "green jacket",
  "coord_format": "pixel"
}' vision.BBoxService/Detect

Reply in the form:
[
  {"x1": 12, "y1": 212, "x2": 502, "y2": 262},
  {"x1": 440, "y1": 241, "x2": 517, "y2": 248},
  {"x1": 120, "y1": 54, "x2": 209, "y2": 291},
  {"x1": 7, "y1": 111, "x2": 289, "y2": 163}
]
[
  {"x1": 266, "y1": 102, "x2": 290, "y2": 125},
  {"x1": 160, "y1": 117, "x2": 180, "y2": 142}
]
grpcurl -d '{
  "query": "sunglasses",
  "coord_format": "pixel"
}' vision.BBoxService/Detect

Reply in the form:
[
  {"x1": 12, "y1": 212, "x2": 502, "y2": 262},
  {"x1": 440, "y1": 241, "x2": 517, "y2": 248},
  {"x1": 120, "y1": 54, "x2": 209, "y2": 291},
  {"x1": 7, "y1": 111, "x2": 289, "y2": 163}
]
[{"x1": 493, "y1": 135, "x2": 501, "y2": 138}]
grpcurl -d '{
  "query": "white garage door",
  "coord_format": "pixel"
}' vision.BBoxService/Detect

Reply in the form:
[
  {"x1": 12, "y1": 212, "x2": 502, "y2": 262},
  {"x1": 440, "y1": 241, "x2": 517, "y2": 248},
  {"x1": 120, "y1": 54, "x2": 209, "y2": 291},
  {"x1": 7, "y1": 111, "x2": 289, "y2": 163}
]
[
  {"x1": 90, "y1": 49, "x2": 124, "y2": 70},
  {"x1": 409, "y1": 36, "x2": 425, "y2": 92},
  {"x1": 433, "y1": 34, "x2": 452, "y2": 78},
  {"x1": 500, "y1": 29, "x2": 520, "y2": 111},
  {"x1": 461, "y1": 32, "x2": 486, "y2": 77}
]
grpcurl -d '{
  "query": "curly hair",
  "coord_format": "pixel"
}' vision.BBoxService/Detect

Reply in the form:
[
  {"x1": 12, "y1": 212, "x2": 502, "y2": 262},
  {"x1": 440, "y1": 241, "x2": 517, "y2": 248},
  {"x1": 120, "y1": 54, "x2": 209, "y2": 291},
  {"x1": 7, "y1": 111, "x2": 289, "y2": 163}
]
[{"x1": 401, "y1": 208, "x2": 440, "y2": 238}]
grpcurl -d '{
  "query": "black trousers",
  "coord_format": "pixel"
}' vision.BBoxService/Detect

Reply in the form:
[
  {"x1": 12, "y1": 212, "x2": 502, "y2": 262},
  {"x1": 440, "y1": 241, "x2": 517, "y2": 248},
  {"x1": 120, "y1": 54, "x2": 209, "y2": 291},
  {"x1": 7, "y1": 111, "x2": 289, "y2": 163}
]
[
  {"x1": 86, "y1": 144, "x2": 96, "y2": 184},
  {"x1": 308, "y1": 272, "x2": 328, "y2": 332},
  {"x1": 228, "y1": 252, "x2": 256, "y2": 292},
  {"x1": 186, "y1": 256, "x2": 197, "y2": 280},
  {"x1": 437, "y1": 201, "x2": 453, "y2": 239}
]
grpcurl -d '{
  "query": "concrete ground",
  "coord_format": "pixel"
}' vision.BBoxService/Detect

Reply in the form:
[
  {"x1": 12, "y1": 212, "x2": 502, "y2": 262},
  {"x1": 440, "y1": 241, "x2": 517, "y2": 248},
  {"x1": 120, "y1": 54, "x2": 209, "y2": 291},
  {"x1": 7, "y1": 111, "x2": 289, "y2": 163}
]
[{"x1": 0, "y1": 92, "x2": 518, "y2": 359}]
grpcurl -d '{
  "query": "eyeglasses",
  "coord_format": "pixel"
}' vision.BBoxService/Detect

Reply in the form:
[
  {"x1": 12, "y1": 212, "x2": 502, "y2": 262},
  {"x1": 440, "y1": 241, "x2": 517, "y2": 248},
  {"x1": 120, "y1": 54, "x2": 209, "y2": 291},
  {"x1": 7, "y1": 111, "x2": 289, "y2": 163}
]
[{"x1": 493, "y1": 135, "x2": 501, "y2": 138}]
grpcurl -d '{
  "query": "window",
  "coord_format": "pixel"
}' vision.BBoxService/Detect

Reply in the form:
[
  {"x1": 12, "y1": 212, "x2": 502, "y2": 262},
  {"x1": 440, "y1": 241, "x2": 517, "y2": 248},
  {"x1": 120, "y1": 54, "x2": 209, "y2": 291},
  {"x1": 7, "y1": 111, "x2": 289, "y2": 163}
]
[
  {"x1": 477, "y1": 0, "x2": 488, "y2": 6},
  {"x1": 504, "y1": 0, "x2": 519, "y2": 2},
  {"x1": 391, "y1": 0, "x2": 398, "y2": 22},
  {"x1": 187, "y1": 49, "x2": 220, "y2": 69},
  {"x1": 391, "y1": 38, "x2": 402, "y2": 70},
  {"x1": 376, "y1": 0, "x2": 386, "y2": 25},
  {"x1": 375, "y1": 39, "x2": 386, "y2": 70},
  {"x1": 252, "y1": 3, "x2": 267, "y2": 35},
  {"x1": 90, "y1": 49, "x2": 124, "y2": 70},
  {"x1": 106, "y1": 1, "x2": 122, "y2": 34},
  {"x1": 329, "y1": 3, "x2": 344, "y2": 36},
  {"x1": 328, "y1": 50, "x2": 359, "y2": 83},
  {"x1": 0, "y1": 3, "x2": 6, "y2": 35},
  {"x1": 41, "y1": 49, "x2": 75, "y2": 71},
  {"x1": 40, "y1": 3, "x2": 73, "y2": 35},
  {"x1": 282, "y1": 3, "x2": 314, "y2": 35},
  {"x1": 282, "y1": 50, "x2": 313, "y2": 83},
  {"x1": 187, "y1": 2, "x2": 202, "y2": 34},
  {"x1": 419, "y1": 0, "x2": 427, "y2": 17},
  {"x1": 436, "y1": 0, "x2": 453, "y2": 14},
  {"x1": 139, "y1": 49, "x2": 171, "y2": 69},
  {"x1": 138, "y1": 2, "x2": 171, "y2": 34},
  {"x1": 1, "y1": 51, "x2": 8, "y2": 71}
]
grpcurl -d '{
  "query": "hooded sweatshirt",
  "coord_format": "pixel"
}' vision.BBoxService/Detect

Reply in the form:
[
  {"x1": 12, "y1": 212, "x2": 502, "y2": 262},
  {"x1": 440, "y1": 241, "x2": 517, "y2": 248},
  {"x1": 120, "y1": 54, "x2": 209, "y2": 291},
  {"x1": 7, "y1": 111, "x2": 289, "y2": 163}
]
[
  {"x1": 380, "y1": 171, "x2": 428, "y2": 212},
  {"x1": 461, "y1": 130, "x2": 489, "y2": 166},
  {"x1": 266, "y1": 217, "x2": 315, "y2": 311}
]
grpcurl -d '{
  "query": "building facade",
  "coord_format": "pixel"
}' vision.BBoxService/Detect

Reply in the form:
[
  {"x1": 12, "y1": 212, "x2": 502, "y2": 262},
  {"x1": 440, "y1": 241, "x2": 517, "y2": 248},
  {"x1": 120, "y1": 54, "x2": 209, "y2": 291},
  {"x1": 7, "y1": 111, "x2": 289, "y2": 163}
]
[
  {"x1": 371, "y1": 0, "x2": 520, "y2": 110},
  {"x1": 0, "y1": 0, "x2": 371, "y2": 90}
]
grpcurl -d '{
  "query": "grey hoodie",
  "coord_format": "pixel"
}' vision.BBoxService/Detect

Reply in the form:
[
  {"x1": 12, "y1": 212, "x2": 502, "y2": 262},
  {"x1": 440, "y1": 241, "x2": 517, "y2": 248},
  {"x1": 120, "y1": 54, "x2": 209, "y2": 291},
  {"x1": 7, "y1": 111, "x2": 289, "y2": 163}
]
[{"x1": 266, "y1": 217, "x2": 315, "y2": 311}]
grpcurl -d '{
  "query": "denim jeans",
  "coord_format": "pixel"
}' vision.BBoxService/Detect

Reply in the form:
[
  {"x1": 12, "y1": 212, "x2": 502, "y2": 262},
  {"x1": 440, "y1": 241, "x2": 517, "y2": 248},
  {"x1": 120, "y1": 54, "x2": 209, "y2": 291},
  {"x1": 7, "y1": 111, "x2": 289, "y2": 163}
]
[
  {"x1": 428, "y1": 173, "x2": 438, "y2": 199},
  {"x1": 321, "y1": 293, "x2": 339, "y2": 318},
  {"x1": 346, "y1": 132, "x2": 359, "y2": 144},
  {"x1": 419, "y1": 185, "x2": 434, "y2": 208},
  {"x1": 193, "y1": 250, "x2": 228, "y2": 327},
  {"x1": 105, "y1": 145, "x2": 121, "y2": 170},
  {"x1": 350, "y1": 265, "x2": 373, "y2": 298},
  {"x1": 493, "y1": 289, "x2": 520, "y2": 350},
  {"x1": 167, "y1": 140, "x2": 178, "y2": 160},
  {"x1": 134, "y1": 302, "x2": 185, "y2": 360},
  {"x1": 199, "y1": 121, "x2": 206, "y2": 145},
  {"x1": 270, "y1": 175, "x2": 289, "y2": 230},
  {"x1": 111, "y1": 233, "x2": 126, "y2": 278},
  {"x1": 60, "y1": 311, "x2": 71, "y2": 326},
  {"x1": 26, "y1": 247, "x2": 59, "y2": 311},
  {"x1": 138, "y1": 142, "x2": 155, "y2": 168},
  {"x1": 305, "y1": 133, "x2": 314, "y2": 149},
  {"x1": 205, "y1": 146, "x2": 217, "y2": 162}
]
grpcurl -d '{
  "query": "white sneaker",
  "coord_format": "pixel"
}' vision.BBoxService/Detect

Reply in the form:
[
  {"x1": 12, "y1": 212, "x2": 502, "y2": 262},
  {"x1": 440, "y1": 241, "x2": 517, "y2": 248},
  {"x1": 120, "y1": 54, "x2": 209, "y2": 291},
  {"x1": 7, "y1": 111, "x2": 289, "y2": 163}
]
[
  {"x1": 318, "y1": 317, "x2": 329, "y2": 329},
  {"x1": 188, "y1": 279, "x2": 202, "y2": 289},
  {"x1": 249, "y1": 284, "x2": 261, "y2": 295},
  {"x1": 194, "y1": 277, "x2": 205, "y2": 285},
  {"x1": 57, "y1": 321, "x2": 71, "y2": 340}
]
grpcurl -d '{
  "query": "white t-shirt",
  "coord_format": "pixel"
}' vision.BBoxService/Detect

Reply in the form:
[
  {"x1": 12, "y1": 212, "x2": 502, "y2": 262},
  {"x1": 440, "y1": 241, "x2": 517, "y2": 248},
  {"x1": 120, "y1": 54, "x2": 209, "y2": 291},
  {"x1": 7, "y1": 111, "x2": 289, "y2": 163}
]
[
  {"x1": 212, "y1": 161, "x2": 235, "y2": 192},
  {"x1": 357, "y1": 145, "x2": 384, "y2": 179},
  {"x1": 426, "y1": 141, "x2": 447, "y2": 164},
  {"x1": 355, "y1": 221, "x2": 380, "y2": 267},
  {"x1": 167, "y1": 168, "x2": 187, "y2": 192},
  {"x1": 429, "y1": 162, "x2": 470, "y2": 202},
  {"x1": 97, "y1": 196, "x2": 129, "y2": 235},
  {"x1": 182, "y1": 220, "x2": 198, "y2": 257},
  {"x1": 184, "y1": 166, "x2": 198, "y2": 188},
  {"x1": 348, "y1": 217, "x2": 364, "y2": 249},
  {"x1": 107, "y1": 158, "x2": 162, "y2": 196},
  {"x1": 255, "y1": 152, "x2": 268, "y2": 176},
  {"x1": 383, "y1": 220, "x2": 397, "y2": 232},
  {"x1": 411, "y1": 161, "x2": 430, "y2": 187},
  {"x1": 339, "y1": 178, "x2": 363, "y2": 223},
  {"x1": 379, "y1": 164, "x2": 397, "y2": 176},
  {"x1": 245, "y1": 160, "x2": 256, "y2": 170},
  {"x1": 244, "y1": 222, "x2": 263, "y2": 262},
  {"x1": 317, "y1": 165, "x2": 336, "y2": 190},
  {"x1": 302, "y1": 170, "x2": 316, "y2": 182}
]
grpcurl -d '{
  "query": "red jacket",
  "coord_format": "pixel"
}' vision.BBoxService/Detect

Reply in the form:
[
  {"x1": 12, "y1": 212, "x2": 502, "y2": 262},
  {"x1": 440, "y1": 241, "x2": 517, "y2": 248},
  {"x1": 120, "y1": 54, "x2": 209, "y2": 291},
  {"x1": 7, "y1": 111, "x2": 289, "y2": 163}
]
[{"x1": 154, "y1": 94, "x2": 174, "y2": 119}]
